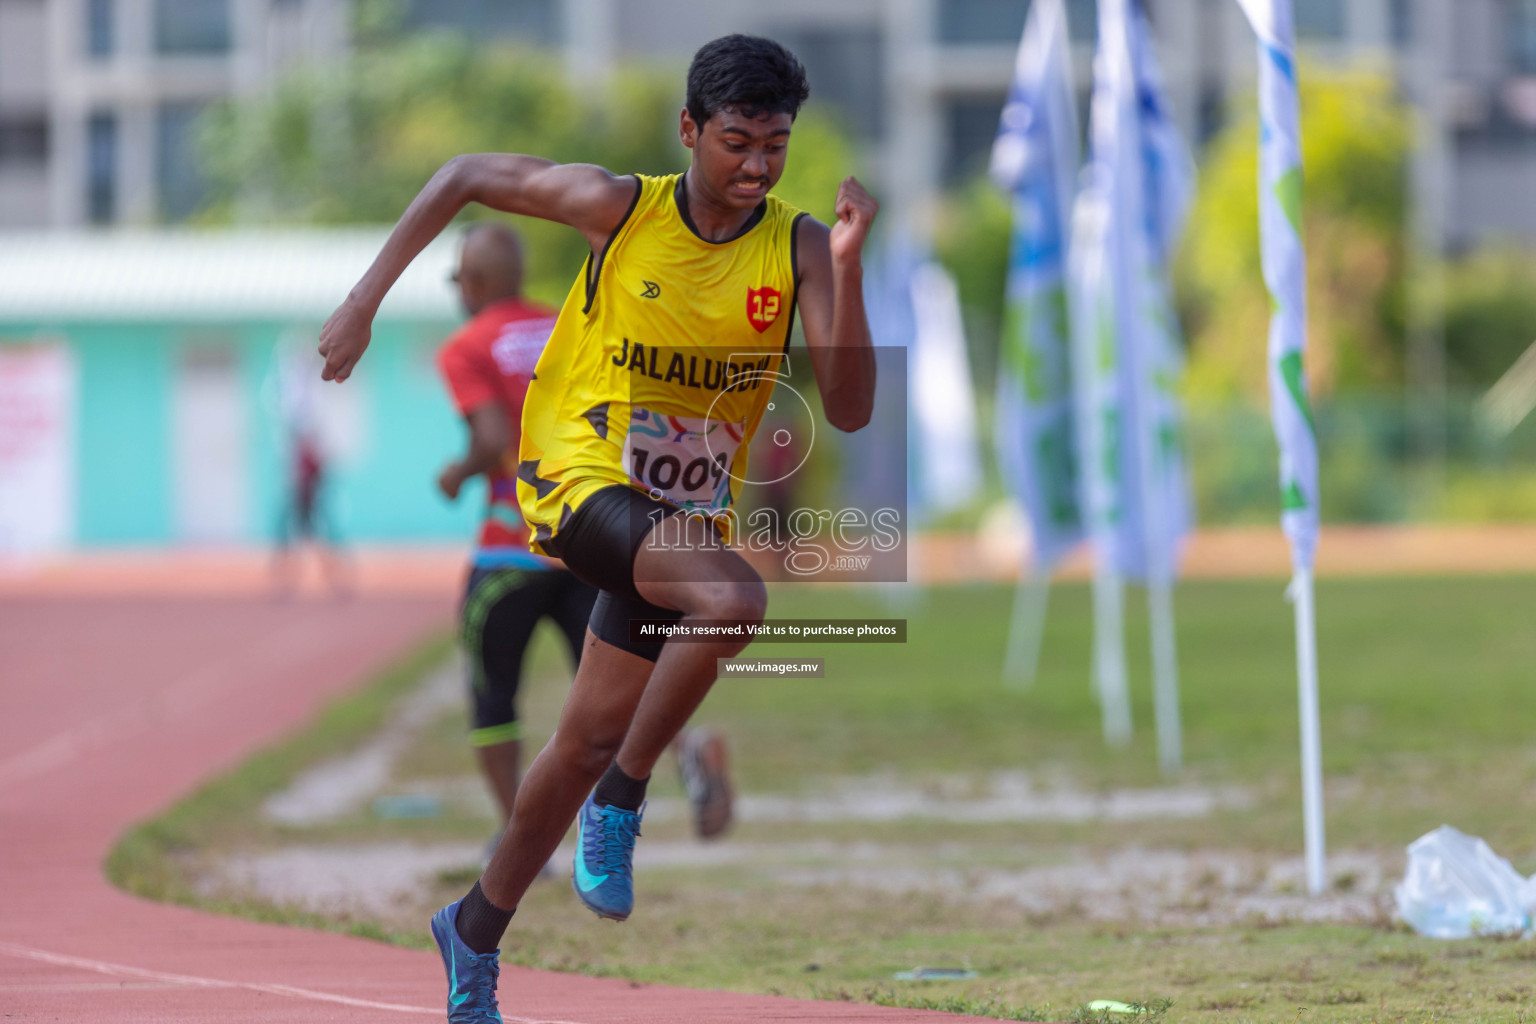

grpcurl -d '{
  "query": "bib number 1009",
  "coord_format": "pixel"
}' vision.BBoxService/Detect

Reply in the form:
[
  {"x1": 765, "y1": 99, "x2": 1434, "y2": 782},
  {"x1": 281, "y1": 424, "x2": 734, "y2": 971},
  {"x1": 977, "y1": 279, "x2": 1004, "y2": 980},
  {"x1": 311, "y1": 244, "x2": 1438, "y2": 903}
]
[
  {"x1": 623, "y1": 409, "x2": 741, "y2": 510},
  {"x1": 630, "y1": 448, "x2": 728, "y2": 495}
]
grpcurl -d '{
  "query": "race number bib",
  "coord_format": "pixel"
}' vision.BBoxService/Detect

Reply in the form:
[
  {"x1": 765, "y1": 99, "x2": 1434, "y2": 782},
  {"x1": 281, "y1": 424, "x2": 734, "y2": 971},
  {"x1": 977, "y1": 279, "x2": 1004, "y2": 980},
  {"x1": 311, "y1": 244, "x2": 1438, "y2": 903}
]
[{"x1": 623, "y1": 408, "x2": 742, "y2": 510}]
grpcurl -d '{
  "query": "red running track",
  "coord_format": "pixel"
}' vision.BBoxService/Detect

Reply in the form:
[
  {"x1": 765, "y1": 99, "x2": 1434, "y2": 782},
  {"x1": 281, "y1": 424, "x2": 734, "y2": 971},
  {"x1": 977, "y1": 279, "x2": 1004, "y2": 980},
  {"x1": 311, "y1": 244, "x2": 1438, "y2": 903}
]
[{"x1": 0, "y1": 595, "x2": 989, "y2": 1022}]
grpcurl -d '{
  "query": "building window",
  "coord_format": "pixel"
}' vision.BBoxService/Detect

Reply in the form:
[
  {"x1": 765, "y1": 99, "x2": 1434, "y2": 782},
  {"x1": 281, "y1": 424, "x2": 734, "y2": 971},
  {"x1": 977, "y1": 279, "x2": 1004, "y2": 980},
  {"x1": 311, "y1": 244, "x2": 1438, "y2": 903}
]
[
  {"x1": 154, "y1": 0, "x2": 230, "y2": 54},
  {"x1": 935, "y1": 0, "x2": 1096, "y2": 45},
  {"x1": 87, "y1": 112, "x2": 116, "y2": 224},
  {"x1": 937, "y1": 0, "x2": 1028, "y2": 44},
  {"x1": 86, "y1": 0, "x2": 114, "y2": 58},
  {"x1": 1511, "y1": 1, "x2": 1536, "y2": 73},
  {"x1": 1295, "y1": 0, "x2": 1344, "y2": 40},
  {"x1": 158, "y1": 102, "x2": 206, "y2": 222},
  {"x1": 772, "y1": 27, "x2": 884, "y2": 140},
  {"x1": 944, "y1": 94, "x2": 1006, "y2": 184},
  {"x1": 402, "y1": 0, "x2": 557, "y2": 42},
  {"x1": 0, "y1": 118, "x2": 47, "y2": 166},
  {"x1": 1390, "y1": 0, "x2": 1412, "y2": 45}
]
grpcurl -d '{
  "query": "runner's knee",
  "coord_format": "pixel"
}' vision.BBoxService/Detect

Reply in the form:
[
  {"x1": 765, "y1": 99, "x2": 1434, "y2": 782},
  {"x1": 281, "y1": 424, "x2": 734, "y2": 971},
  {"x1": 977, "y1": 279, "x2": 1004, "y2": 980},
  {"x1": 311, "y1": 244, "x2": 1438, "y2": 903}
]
[
  {"x1": 695, "y1": 578, "x2": 767, "y2": 627},
  {"x1": 554, "y1": 728, "x2": 625, "y2": 780}
]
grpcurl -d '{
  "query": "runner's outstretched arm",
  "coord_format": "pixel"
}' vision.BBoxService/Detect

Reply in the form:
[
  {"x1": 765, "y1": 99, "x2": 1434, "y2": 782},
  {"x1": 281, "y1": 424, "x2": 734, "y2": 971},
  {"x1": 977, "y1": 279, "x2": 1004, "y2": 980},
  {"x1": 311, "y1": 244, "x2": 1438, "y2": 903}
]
[
  {"x1": 437, "y1": 403, "x2": 511, "y2": 502},
  {"x1": 796, "y1": 176, "x2": 879, "y2": 432},
  {"x1": 319, "y1": 156, "x2": 636, "y2": 382}
]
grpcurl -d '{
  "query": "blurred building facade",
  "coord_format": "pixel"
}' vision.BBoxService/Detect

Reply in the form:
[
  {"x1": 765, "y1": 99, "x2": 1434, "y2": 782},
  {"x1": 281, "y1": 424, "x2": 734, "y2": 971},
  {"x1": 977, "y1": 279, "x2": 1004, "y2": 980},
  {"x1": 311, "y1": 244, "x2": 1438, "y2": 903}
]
[
  {"x1": 0, "y1": 230, "x2": 469, "y2": 551},
  {"x1": 0, "y1": 0, "x2": 349, "y2": 228},
  {"x1": 0, "y1": 0, "x2": 1528, "y2": 553},
  {"x1": 584, "y1": 0, "x2": 1525, "y2": 251},
  {"x1": 0, "y1": 0, "x2": 1529, "y2": 249}
]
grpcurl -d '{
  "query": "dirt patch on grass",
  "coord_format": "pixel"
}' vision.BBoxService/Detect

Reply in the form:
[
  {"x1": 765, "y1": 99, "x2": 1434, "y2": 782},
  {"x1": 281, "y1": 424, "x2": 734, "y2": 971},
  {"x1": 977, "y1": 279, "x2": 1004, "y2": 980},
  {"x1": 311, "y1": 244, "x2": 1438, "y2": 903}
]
[
  {"x1": 200, "y1": 837, "x2": 1398, "y2": 930},
  {"x1": 274, "y1": 760, "x2": 1255, "y2": 829},
  {"x1": 261, "y1": 665, "x2": 461, "y2": 825}
]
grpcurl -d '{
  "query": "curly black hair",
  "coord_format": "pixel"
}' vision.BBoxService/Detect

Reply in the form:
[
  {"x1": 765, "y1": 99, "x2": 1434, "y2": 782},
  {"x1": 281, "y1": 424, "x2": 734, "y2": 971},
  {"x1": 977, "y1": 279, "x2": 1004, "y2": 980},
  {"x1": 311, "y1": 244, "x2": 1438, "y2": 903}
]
[{"x1": 685, "y1": 35, "x2": 810, "y2": 127}]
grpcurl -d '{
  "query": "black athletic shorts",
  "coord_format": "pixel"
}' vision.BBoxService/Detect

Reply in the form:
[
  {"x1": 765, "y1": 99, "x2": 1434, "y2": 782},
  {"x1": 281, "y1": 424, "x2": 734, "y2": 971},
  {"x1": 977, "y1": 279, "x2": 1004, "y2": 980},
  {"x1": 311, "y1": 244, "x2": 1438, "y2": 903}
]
[
  {"x1": 460, "y1": 565, "x2": 597, "y2": 746},
  {"x1": 545, "y1": 484, "x2": 687, "y2": 662}
]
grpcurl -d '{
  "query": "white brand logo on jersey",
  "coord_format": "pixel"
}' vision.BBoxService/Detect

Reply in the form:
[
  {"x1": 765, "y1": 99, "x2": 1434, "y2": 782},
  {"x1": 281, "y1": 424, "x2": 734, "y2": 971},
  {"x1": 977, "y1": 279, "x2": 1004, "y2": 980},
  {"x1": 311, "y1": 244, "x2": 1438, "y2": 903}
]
[{"x1": 491, "y1": 318, "x2": 556, "y2": 377}]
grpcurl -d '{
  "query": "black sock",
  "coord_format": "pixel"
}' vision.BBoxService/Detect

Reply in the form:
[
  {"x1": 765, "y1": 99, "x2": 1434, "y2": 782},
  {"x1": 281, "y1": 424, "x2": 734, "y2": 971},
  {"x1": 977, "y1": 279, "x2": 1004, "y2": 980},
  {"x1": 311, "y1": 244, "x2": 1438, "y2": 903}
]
[
  {"x1": 593, "y1": 761, "x2": 649, "y2": 811},
  {"x1": 454, "y1": 880, "x2": 514, "y2": 955}
]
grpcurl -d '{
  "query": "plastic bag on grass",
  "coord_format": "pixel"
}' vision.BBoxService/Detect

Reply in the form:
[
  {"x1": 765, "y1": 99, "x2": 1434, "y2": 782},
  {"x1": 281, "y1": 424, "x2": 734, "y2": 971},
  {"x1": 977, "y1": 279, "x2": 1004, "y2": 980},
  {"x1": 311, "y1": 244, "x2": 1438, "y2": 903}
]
[{"x1": 1395, "y1": 825, "x2": 1530, "y2": 938}]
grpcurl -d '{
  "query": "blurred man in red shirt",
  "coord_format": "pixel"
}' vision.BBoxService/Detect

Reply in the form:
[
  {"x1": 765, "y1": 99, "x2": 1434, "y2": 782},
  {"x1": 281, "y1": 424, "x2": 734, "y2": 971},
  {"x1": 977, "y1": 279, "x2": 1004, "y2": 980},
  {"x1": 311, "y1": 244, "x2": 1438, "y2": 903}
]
[{"x1": 436, "y1": 224, "x2": 596, "y2": 835}]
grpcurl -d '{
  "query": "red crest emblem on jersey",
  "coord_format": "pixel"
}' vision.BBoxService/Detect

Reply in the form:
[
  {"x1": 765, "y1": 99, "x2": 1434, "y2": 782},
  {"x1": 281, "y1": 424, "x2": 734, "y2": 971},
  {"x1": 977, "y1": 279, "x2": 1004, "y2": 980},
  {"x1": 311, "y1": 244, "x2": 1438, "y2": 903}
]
[{"x1": 746, "y1": 287, "x2": 781, "y2": 334}]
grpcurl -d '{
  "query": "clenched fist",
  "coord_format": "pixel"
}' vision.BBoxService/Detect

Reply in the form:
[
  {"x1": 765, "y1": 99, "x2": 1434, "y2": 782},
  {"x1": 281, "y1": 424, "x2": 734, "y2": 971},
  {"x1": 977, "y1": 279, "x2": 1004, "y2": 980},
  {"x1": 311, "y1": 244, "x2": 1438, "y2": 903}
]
[{"x1": 829, "y1": 176, "x2": 878, "y2": 267}]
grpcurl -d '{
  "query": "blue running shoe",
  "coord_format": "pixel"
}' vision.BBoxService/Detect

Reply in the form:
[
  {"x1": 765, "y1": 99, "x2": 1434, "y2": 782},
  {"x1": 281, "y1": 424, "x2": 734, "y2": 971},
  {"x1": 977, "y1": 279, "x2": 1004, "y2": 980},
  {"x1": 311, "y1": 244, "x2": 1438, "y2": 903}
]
[
  {"x1": 572, "y1": 794, "x2": 643, "y2": 921},
  {"x1": 430, "y1": 899, "x2": 503, "y2": 1023}
]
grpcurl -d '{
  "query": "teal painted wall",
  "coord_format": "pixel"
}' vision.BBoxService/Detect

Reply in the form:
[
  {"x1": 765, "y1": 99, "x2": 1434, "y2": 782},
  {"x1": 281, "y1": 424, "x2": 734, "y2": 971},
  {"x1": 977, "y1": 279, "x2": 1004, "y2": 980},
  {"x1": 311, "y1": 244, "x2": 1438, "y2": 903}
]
[
  {"x1": 1, "y1": 316, "x2": 487, "y2": 548},
  {"x1": 317, "y1": 320, "x2": 485, "y2": 544},
  {"x1": 72, "y1": 324, "x2": 174, "y2": 544}
]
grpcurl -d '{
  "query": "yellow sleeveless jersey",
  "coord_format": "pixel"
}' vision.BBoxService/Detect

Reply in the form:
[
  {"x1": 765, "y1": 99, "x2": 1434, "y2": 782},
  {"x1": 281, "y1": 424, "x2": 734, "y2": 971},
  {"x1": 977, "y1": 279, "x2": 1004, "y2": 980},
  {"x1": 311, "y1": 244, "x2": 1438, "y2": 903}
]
[{"x1": 517, "y1": 172, "x2": 805, "y2": 553}]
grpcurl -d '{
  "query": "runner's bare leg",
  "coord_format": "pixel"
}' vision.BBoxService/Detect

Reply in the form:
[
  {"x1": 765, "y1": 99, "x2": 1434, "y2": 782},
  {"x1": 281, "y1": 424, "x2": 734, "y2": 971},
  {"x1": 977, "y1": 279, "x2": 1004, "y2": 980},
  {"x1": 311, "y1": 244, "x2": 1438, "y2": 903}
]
[
  {"x1": 476, "y1": 516, "x2": 763, "y2": 911},
  {"x1": 474, "y1": 740, "x2": 522, "y2": 825},
  {"x1": 619, "y1": 513, "x2": 766, "y2": 779},
  {"x1": 479, "y1": 633, "x2": 649, "y2": 908}
]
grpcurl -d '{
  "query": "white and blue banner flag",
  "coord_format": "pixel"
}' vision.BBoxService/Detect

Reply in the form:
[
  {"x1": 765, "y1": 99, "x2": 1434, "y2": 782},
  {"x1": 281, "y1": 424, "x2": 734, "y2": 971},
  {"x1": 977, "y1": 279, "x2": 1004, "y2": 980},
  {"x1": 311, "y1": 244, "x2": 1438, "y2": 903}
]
[
  {"x1": 864, "y1": 240, "x2": 981, "y2": 523},
  {"x1": 1234, "y1": 0, "x2": 1318, "y2": 571},
  {"x1": 990, "y1": 0, "x2": 1083, "y2": 569},
  {"x1": 1076, "y1": 0, "x2": 1194, "y2": 582},
  {"x1": 909, "y1": 261, "x2": 982, "y2": 516}
]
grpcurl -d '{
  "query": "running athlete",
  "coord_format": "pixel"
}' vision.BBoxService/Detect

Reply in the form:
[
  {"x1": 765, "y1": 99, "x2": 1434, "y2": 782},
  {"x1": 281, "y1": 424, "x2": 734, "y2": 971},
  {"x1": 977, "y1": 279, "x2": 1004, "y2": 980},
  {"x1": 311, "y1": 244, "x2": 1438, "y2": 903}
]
[
  {"x1": 435, "y1": 222, "x2": 596, "y2": 833},
  {"x1": 436, "y1": 224, "x2": 733, "y2": 850},
  {"x1": 319, "y1": 35, "x2": 876, "y2": 1023}
]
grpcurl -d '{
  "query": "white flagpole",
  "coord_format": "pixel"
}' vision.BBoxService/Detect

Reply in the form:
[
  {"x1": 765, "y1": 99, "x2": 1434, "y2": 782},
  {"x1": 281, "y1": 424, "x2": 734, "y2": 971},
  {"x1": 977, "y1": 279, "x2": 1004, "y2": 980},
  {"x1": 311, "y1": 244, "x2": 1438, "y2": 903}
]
[
  {"x1": 1088, "y1": 0, "x2": 1191, "y2": 760},
  {"x1": 991, "y1": 0, "x2": 1083, "y2": 697},
  {"x1": 1289, "y1": 567, "x2": 1325, "y2": 894},
  {"x1": 1003, "y1": 560, "x2": 1053, "y2": 689},
  {"x1": 1092, "y1": 565, "x2": 1132, "y2": 744},
  {"x1": 1234, "y1": 0, "x2": 1326, "y2": 893},
  {"x1": 1069, "y1": 61, "x2": 1132, "y2": 748},
  {"x1": 1125, "y1": 0, "x2": 1189, "y2": 775},
  {"x1": 1147, "y1": 576, "x2": 1182, "y2": 771},
  {"x1": 1133, "y1": 310, "x2": 1183, "y2": 770},
  {"x1": 1069, "y1": 185, "x2": 1133, "y2": 746}
]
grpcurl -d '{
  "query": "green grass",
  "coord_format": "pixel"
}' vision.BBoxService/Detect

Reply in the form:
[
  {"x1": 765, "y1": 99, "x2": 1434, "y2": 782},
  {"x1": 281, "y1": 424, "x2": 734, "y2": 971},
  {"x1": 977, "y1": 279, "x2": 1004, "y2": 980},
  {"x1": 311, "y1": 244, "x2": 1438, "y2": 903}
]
[
  {"x1": 107, "y1": 577, "x2": 1536, "y2": 1022},
  {"x1": 700, "y1": 577, "x2": 1536, "y2": 858}
]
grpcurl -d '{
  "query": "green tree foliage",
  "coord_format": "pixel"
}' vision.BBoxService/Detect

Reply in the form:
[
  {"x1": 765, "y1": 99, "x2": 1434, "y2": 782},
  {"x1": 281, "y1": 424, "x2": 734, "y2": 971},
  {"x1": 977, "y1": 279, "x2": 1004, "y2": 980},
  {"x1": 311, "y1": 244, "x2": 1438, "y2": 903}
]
[
  {"x1": 935, "y1": 67, "x2": 1422, "y2": 402},
  {"x1": 195, "y1": 34, "x2": 855, "y2": 304},
  {"x1": 934, "y1": 179, "x2": 1013, "y2": 392},
  {"x1": 1442, "y1": 248, "x2": 1536, "y2": 389},
  {"x1": 1178, "y1": 67, "x2": 1411, "y2": 402}
]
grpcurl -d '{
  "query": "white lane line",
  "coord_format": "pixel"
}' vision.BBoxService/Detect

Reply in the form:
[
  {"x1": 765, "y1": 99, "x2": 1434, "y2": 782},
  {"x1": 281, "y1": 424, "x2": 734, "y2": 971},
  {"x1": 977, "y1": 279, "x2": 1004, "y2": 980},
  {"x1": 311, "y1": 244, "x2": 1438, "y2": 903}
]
[
  {"x1": 0, "y1": 942, "x2": 591, "y2": 1023},
  {"x1": 0, "y1": 981, "x2": 194, "y2": 992},
  {"x1": 0, "y1": 941, "x2": 433, "y2": 1014}
]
